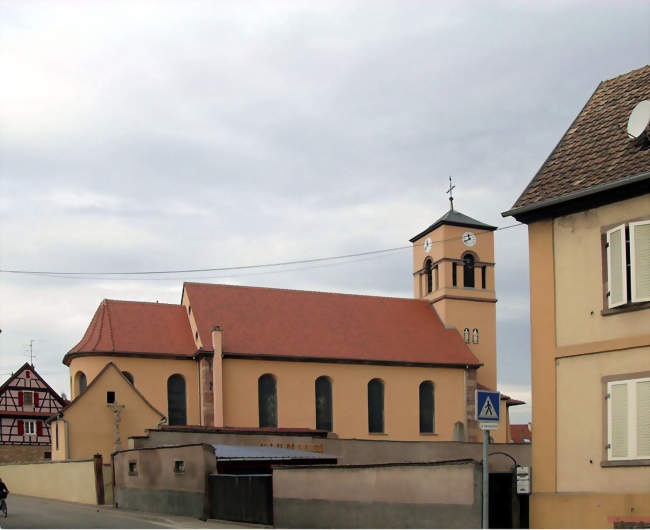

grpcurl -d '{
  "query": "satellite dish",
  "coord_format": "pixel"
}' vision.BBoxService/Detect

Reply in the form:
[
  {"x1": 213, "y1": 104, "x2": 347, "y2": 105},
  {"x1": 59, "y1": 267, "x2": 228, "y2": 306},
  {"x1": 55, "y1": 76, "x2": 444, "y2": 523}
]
[{"x1": 626, "y1": 100, "x2": 650, "y2": 139}]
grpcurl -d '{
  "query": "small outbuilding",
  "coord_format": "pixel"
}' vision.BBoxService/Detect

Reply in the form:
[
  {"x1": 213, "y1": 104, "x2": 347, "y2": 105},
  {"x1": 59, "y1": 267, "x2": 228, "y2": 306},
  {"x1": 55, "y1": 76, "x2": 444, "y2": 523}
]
[{"x1": 113, "y1": 442, "x2": 337, "y2": 523}]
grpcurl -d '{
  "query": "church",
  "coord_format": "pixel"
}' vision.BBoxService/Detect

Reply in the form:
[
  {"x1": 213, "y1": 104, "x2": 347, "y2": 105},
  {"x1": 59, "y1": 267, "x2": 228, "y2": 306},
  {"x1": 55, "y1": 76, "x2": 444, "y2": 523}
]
[{"x1": 49, "y1": 205, "x2": 518, "y2": 460}]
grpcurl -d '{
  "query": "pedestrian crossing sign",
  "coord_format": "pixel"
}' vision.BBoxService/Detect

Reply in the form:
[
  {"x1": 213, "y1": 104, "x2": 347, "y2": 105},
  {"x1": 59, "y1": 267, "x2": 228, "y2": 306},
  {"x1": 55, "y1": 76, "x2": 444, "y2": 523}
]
[{"x1": 476, "y1": 390, "x2": 500, "y2": 426}]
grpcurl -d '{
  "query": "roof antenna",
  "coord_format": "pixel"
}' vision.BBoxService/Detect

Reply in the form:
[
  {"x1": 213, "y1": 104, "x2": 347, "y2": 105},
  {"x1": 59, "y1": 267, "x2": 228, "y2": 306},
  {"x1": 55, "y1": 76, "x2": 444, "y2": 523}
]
[
  {"x1": 446, "y1": 176, "x2": 456, "y2": 211},
  {"x1": 28, "y1": 339, "x2": 35, "y2": 367}
]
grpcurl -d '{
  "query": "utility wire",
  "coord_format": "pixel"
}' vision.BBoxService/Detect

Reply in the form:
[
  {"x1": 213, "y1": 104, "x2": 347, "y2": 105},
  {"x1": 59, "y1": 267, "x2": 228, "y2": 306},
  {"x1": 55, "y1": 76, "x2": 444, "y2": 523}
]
[{"x1": 0, "y1": 222, "x2": 523, "y2": 279}]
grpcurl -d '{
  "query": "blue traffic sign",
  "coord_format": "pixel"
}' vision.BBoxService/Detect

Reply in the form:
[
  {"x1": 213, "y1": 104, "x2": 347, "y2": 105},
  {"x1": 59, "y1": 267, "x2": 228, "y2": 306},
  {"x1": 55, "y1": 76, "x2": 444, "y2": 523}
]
[{"x1": 476, "y1": 390, "x2": 500, "y2": 423}]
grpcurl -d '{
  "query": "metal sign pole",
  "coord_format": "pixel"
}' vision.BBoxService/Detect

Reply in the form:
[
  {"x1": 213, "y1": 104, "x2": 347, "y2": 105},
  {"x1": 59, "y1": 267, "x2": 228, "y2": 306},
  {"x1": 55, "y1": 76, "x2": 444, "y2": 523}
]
[{"x1": 482, "y1": 427, "x2": 489, "y2": 528}]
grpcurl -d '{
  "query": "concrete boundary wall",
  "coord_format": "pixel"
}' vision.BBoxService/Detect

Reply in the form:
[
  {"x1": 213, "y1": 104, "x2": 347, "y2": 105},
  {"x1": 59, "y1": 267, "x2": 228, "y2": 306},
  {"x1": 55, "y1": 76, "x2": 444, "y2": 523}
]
[
  {"x1": 273, "y1": 459, "x2": 482, "y2": 528},
  {"x1": 133, "y1": 429, "x2": 530, "y2": 471},
  {"x1": 0, "y1": 458, "x2": 107, "y2": 504}
]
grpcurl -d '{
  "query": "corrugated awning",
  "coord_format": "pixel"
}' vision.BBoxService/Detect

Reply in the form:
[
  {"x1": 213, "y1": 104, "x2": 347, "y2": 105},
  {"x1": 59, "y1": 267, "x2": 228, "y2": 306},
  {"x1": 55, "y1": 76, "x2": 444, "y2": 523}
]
[{"x1": 212, "y1": 444, "x2": 337, "y2": 461}]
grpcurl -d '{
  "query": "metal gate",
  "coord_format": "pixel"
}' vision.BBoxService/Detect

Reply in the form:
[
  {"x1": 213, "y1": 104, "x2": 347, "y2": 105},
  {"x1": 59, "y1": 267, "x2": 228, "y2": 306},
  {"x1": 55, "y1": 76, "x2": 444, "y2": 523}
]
[{"x1": 208, "y1": 474, "x2": 273, "y2": 525}]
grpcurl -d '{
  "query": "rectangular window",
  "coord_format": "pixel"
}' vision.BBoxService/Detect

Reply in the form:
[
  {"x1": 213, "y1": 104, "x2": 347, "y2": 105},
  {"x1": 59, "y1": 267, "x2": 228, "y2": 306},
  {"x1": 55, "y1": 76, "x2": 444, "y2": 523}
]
[
  {"x1": 55, "y1": 422, "x2": 59, "y2": 450},
  {"x1": 630, "y1": 221, "x2": 650, "y2": 303},
  {"x1": 605, "y1": 220, "x2": 650, "y2": 308},
  {"x1": 607, "y1": 377, "x2": 650, "y2": 461},
  {"x1": 452, "y1": 263, "x2": 457, "y2": 287},
  {"x1": 433, "y1": 265, "x2": 439, "y2": 290},
  {"x1": 24, "y1": 420, "x2": 36, "y2": 436},
  {"x1": 174, "y1": 460, "x2": 185, "y2": 474},
  {"x1": 107, "y1": 391, "x2": 115, "y2": 404},
  {"x1": 481, "y1": 266, "x2": 487, "y2": 289},
  {"x1": 23, "y1": 391, "x2": 33, "y2": 407},
  {"x1": 128, "y1": 461, "x2": 138, "y2": 476}
]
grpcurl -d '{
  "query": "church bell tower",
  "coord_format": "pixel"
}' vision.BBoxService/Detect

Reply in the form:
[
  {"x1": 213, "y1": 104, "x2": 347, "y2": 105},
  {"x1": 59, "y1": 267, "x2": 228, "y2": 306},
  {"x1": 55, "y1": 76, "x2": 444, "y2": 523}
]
[{"x1": 410, "y1": 188, "x2": 498, "y2": 390}]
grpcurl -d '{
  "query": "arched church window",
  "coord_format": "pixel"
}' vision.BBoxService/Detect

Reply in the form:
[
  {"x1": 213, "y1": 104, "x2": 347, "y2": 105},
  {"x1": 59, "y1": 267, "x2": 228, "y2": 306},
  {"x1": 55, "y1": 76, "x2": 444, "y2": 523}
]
[
  {"x1": 472, "y1": 328, "x2": 479, "y2": 344},
  {"x1": 463, "y1": 253, "x2": 475, "y2": 288},
  {"x1": 424, "y1": 259, "x2": 433, "y2": 294},
  {"x1": 167, "y1": 374, "x2": 187, "y2": 426},
  {"x1": 315, "y1": 376, "x2": 333, "y2": 432},
  {"x1": 75, "y1": 371, "x2": 87, "y2": 396},
  {"x1": 122, "y1": 371, "x2": 134, "y2": 385},
  {"x1": 368, "y1": 379, "x2": 384, "y2": 433},
  {"x1": 258, "y1": 374, "x2": 277, "y2": 428},
  {"x1": 463, "y1": 328, "x2": 470, "y2": 343},
  {"x1": 419, "y1": 381, "x2": 435, "y2": 433}
]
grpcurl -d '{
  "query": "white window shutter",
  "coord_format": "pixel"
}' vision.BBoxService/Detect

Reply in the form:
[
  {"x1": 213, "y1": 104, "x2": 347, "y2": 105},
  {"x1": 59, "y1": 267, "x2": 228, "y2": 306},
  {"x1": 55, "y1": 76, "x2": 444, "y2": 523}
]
[
  {"x1": 606, "y1": 225, "x2": 627, "y2": 308},
  {"x1": 630, "y1": 221, "x2": 650, "y2": 303},
  {"x1": 636, "y1": 380, "x2": 650, "y2": 458},
  {"x1": 609, "y1": 382, "x2": 628, "y2": 458}
]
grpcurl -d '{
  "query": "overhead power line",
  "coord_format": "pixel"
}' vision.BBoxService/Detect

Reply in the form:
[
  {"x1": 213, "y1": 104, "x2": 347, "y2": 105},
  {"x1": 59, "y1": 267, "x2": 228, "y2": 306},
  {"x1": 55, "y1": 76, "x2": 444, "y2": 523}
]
[{"x1": 0, "y1": 223, "x2": 523, "y2": 279}]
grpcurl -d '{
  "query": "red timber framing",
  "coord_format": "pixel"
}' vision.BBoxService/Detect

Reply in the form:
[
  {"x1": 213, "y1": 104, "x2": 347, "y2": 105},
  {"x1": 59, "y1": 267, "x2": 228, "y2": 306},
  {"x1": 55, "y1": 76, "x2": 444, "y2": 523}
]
[{"x1": 0, "y1": 363, "x2": 66, "y2": 446}]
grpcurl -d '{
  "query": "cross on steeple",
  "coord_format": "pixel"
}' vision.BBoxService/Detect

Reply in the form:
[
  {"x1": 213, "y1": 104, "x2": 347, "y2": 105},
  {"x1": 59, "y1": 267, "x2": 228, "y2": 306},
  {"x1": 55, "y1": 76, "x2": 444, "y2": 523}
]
[{"x1": 446, "y1": 176, "x2": 456, "y2": 210}]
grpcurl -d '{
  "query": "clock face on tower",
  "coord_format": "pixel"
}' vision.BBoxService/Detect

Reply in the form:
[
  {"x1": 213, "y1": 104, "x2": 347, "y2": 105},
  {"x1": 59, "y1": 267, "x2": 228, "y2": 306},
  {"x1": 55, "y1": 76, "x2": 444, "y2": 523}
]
[
  {"x1": 424, "y1": 237, "x2": 432, "y2": 253},
  {"x1": 462, "y1": 231, "x2": 477, "y2": 247}
]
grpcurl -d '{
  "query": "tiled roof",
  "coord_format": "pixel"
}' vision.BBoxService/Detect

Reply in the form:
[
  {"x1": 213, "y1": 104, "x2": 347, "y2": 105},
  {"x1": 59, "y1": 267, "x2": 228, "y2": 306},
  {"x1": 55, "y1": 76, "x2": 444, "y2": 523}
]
[
  {"x1": 65, "y1": 300, "x2": 196, "y2": 363},
  {"x1": 510, "y1": 424, "x2": 532, "y2": 444},
  {"x1": 410, "y1": 208, "x2": 497, "y2": 242},
  {"x1": 506, "y1": 65, "x2": 650, "y2": 215},
  {"x1": 0, "y1": 362, "x2": 66, "y2": 407},
  {"x1": 183, "y1": 282, "x2": 480, "y2": 367}
]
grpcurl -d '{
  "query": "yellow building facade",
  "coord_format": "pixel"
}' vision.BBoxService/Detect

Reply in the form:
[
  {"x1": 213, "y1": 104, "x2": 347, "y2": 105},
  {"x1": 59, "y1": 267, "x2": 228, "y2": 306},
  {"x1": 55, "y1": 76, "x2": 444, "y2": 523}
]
[
  {"x1": 55, "y1": 206, "x2": 517, "y2": 460},
  {"x1": 504, "y1": 66, "x2": 650, "y2": 527}
]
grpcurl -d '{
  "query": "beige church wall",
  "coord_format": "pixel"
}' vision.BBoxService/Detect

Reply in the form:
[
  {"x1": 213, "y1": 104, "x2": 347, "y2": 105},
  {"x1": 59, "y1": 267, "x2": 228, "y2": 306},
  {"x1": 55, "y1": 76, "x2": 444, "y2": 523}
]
[
  {"x1": 432, "y1": 298, "x2": 497, "y2": 391},
  {"x1": 490, "y1": 399, "x2": 511, "y2": 444},
  {"x1": 68, "y1": 356, "x2": 199, "y2": 425},
  {"x1": 553, "y1": 193, "x2": 650, "y2": 348},
  {"x1": 556, "y1": 347, "x2": 650, "y2": 494},
  {"x1": 220, "y1": 358, "x2": 466, "y2": 441},
  {"x1": 58, "y1": 365, "x2": 164, "y2": 461}
]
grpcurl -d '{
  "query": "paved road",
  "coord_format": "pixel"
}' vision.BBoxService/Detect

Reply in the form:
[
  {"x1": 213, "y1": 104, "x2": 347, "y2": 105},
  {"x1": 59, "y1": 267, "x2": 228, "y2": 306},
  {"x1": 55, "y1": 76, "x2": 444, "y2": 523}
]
[{"x1": 1, "y1": 494, "x2": 265, "y2": 529}]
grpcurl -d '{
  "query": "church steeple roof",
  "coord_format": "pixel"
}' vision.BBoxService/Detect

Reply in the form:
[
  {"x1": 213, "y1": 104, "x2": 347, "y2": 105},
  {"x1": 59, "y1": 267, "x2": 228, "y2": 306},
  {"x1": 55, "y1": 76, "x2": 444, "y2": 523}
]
[{"x1": 409, "y1": 209, "x2": 497, "y2": 242}]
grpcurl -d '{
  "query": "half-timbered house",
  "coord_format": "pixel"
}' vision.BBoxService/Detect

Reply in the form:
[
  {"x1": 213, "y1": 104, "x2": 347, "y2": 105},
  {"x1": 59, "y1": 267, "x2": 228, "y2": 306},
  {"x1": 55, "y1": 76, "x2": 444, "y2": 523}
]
[{"x1": 0, "y1": 362, "x2": 66, "y2": 462}]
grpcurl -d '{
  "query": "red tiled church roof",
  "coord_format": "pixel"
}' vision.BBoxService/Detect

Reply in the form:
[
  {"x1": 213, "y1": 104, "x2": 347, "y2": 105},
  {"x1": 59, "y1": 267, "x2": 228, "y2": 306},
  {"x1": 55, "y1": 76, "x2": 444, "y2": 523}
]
[
  {"x1": 64, "y1": 300, "x2": 196, "y2": 364},
  {"x1": 184, "y1": 282, "x2": 480, "y2": 367},
  {"x1": 505, "y1": 65, "x2": 650, "y2": 217}
]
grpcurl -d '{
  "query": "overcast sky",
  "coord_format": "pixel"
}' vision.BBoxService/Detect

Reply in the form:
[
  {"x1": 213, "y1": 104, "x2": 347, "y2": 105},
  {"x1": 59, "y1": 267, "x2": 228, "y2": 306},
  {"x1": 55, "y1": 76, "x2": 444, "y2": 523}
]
[{"x1": 1, "y1": 1, "x2": 648, "y2": 425}]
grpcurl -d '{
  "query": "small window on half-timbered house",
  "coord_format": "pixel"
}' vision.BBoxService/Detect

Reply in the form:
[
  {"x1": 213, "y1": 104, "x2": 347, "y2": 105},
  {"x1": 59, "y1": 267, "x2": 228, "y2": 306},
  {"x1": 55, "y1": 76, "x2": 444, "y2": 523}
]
[
  {"x1": 24, "y1": 420, "x2": 36, "y2": 436},
  {"x1": 23, "y1": 391, "x2": 33, "y2": 407}
]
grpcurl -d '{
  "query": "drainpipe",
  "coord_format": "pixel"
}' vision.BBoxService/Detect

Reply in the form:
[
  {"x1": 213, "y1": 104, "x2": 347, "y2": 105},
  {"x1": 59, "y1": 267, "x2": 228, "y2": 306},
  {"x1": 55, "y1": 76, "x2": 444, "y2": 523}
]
[{"x1": 197, "y1": 359, "x2": 202, "y2": 426}]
